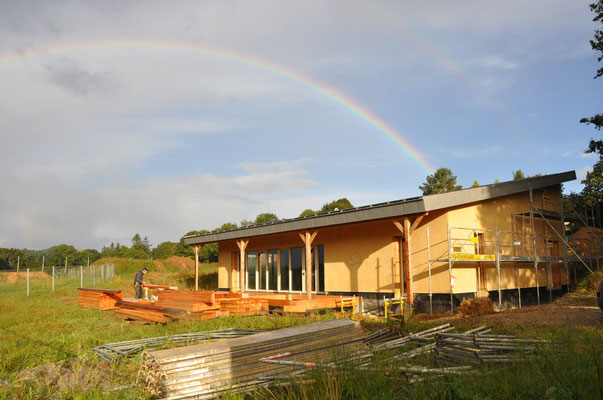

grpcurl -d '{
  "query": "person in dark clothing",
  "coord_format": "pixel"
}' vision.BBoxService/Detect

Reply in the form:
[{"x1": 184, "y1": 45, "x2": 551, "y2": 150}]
[
  {"x1": 134, "y1": 268, "x2": 148, "y2": 299},
  {"x1": 598, "y1": 278, "x2": 603, "y2": 312}
]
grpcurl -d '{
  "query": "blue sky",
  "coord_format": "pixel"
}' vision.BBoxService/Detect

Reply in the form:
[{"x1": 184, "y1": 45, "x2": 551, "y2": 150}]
[{"x1": 0, "y1": 0, "x2": 600, "y2": 250}]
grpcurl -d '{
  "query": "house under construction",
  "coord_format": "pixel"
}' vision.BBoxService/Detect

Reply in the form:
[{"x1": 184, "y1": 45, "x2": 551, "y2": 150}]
[{"x1": 184, "y1": 170, "x2": 597, "y2": 313}]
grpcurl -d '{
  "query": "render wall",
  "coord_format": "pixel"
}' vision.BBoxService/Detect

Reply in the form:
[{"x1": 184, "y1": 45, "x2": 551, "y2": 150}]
[
  {"x1": 411, "y1": 185, "x2": 568, "y2": 295},
  {"x1": 216, "y1": 185, "x2": 568, "y2": 295}
]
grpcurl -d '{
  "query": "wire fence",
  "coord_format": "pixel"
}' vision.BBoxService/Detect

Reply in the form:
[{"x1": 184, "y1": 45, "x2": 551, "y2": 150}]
[{"x1": 0, "y1": 264, "x2": 116, "y2": 296}]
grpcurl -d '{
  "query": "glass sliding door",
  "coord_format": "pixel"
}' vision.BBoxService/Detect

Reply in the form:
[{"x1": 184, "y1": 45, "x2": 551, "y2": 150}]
[
  {"x1": 291, "y1": 247, "x2": 303, "y2": 291},
  {"x1": 280, "y1": 249, "x2": 289, "y2": 291},
  {"x1": 318, "y1": 245, "x2": 325, "y2": 292},
  {"x1": 247, "y1": 251, "x2": 257, "y2": 290},
  {"x1": 268, "y1": 249, "x2": 278, "y2": 290},
  {"x1": 259, "y1": 252, "x2": 267, "y2": 290}
]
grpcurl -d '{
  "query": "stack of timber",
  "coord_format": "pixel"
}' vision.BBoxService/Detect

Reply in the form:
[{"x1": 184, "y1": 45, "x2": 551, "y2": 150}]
[
  {"x1": 435, "y1": 332, "x2": 548, "y2": 365},
  {"x1": 139, "y1": 319, "x2": 367, "y2": 399},
  {"x1": 78, "y1": 288, "x2": 122, "y2": 310},
  {"x1": 113, "y1": 300, "x2": 189, "y2": 324},
  {"x1": 93, "y1": 328, "x2": 262, "y2": 362},
  {"x1": 157, "y1": 290, "x2": 217, "y2": 312},
  {"x1": 246, "y1": 293, "x2": 361, "y2": 313}
]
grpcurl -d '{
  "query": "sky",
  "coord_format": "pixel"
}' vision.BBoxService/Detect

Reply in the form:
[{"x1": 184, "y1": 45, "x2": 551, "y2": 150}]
[{"x1": 0, "y1": 0, "x2": 601, "y2": 251}]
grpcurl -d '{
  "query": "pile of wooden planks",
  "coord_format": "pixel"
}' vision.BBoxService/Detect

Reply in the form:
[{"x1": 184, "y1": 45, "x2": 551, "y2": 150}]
[
  {"x1": 85, "y1": 290, "x2": 362, "y2": 323},
  {"x1": 435, "y1": 332, "x2": 548, "y2": 365},
  {"x1": 112, "y1": 300, "x2": 189, "y2": 324},
  {"x1": 157, "y1": 290, "x2": 217, "y2": 312},
  {"x1": 139, "y1": 319, "x2": 367, "y2": 399},
  {"x1": 78, "y1": 288, "x2": 122, "y2": 310}
]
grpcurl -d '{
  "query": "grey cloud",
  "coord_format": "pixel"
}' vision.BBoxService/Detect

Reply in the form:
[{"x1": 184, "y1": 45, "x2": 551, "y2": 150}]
[{"x1": 44, "y1": 58, "x2": 122, "y2": 97}]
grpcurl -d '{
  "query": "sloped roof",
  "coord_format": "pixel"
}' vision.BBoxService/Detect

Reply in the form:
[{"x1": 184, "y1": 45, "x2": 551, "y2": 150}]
[{"x1": 183, "y1": 170, "x2": 576, "y2": 245}]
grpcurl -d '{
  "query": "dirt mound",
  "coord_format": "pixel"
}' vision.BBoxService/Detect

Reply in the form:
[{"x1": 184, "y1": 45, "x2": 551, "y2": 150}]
[
  {"x1": 458, "y1": 298, "x2": 494, "y2": 317},
  {"x1": 164, "y1": 256, "x2": 194, "y2": 271},
  {"x1": 3, "y1": 271, "x2": 50, "y2": 284},
  {"x1": 153, "y1": 260, "x2": 166, "y2": 272}
]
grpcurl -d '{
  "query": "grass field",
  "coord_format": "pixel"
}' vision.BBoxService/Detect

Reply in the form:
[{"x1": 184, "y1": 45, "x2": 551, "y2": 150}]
[{"x1": 0, "y1": 260, "x2": 601, "y2": 399}]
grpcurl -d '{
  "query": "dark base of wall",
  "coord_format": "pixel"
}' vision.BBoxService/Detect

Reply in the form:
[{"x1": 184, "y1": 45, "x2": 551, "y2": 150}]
[{"x1": 414, "y1": 285, "x2": 570, "y2": 314}]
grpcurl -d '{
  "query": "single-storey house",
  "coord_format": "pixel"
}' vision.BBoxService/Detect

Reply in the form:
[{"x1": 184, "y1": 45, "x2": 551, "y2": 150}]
[{"x1": 184, "y1": 171, "x2": 577, "y2": 313}]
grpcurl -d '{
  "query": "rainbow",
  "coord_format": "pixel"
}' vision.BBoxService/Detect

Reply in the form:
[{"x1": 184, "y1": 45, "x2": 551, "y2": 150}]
[
  {"x1": 364, "y1": 4, "x2": 526, "y2": 143},
  {"x1": 0, "y1": 41, "x2": 435, "y2": 174}
]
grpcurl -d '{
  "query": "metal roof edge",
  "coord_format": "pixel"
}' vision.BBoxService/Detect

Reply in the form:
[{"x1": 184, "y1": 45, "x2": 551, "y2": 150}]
[
  {"x1": 183, "y1": 170, "x2": 576, "y2": 245},
  {"x1": 422, "y1": 170, "x2": 576, "y2": 212}
]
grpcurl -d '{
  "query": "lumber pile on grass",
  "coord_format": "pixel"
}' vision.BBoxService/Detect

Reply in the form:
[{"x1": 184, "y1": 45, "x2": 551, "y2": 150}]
[
  {"x1": 102, "y1": 290, "x2": 360, "y2": 323},
  {"x1": 139, "y1": 319, "x2": 367, "y2": 399},
  {"x1": 78, "y1": 288, "x2": 122, "y2": 310},
  {"x1": 157, "y1": 290, "x2": 217, "y2": 312},
  {"x1": 112, "y1": 300, "x2": 189, "y2": 324}
]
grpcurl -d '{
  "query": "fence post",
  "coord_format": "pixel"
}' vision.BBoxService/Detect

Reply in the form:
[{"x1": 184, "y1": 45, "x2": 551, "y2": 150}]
[
  {"x1": 17, "y1": 256, "x2": 20, "y2": 273},
  {"x1": 93, "y1": 265, "x2": 95, "y2": 287},
  {"x1": 52, "y1": 266, "x2": 55, "y2": 291},
  {"x1": 64, "y1": 257, "x2": 67, "y2": 274},
  {"x1": 80, "y1": 265, "x2": 83, "y2": 288},
  {"x1": 27, "y1": 268, "x2": 30, "y2": 296},
  {"x1": 42, "y1": 256, "x2": 45, "y2": 272}
]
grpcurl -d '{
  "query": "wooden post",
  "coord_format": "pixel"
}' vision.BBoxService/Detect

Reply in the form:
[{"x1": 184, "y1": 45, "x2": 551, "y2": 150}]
[
  {"x1": 52, "y1": 266, "x2": 55, "y2": 291},
  {"x1": 42, "y1": 256, "x2": 45, "y2": 272},
  {"x1": 299, "y1": 231, "x2": 317, "y2": 300},
  {"x1": 402, "y1": 218, "x2": 414, "y2": 304},
  {"x1": 80, "y1": 265, "x2": 83, "y2": 288},
  {"x1": 236, "y1": 240, "x2": 249, "y2": 292},
  {"x1": 93, "y1": 265, "x2": 95, "y2": 287},
  {"x1": 393, "y1": 214, "x2": 425, "y2": 306},
  {"x1": 193, "y1": 245, "x2": 200, "y2": 291},
  {"x1": 17, "y1": 256, "x2": 19, "y2": 273},
  {"x1": 64, "y1": 257, "x2": 67, "y2": 274},
  {"x1": 27, "y1": 268, "x2": 30, "y2": 296},
  {"x1": 392, "y1": 237, "x2": 402, "y2": 298},
  {"x1": 427, "y1": 224, "x2": 433, "y2": 315}
]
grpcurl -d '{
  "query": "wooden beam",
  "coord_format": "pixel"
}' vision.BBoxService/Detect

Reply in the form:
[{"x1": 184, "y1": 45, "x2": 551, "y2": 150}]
[
  {"x1": 299, "y1": 231, "x2": 317, "y2": 300},
  {"x1": 402, "y1": 217, "x2": 413, "y2": 304},
  {"x1": 392, "y1": 220, "x2": 404, "y2": 234},
  {"x1": 193, "y1": 245, "x2": 204, "y2": 291},
  {"x1": 392, "y1": 237, "x2": 402, "y2": 298},
  {"x1": 236, "y1": 240, "x2": 249, "y2": 292},
  {"x1": 409, "y1": 212, "x2": 427, "y2": 235}
]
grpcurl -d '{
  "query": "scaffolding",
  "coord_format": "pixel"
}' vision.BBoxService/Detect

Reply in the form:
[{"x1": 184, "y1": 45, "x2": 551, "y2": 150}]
[{"x1": 426, "y1": 186, "x2": 598, "y2": 314}]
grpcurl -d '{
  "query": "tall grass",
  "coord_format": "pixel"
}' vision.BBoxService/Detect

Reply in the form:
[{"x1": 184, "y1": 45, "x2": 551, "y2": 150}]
[{"x1": 252, "y1": 331, "x2": 603, "y2": 400}]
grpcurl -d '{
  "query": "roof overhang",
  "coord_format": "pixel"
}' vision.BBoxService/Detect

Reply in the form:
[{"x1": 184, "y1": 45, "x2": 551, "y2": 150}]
[{"x1": 183, "y1": 170, "x2": 576, "y2": 245}]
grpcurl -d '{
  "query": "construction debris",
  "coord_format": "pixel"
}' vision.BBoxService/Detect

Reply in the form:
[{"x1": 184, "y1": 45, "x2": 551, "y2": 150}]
[
  {"x1": 83, "y1": 289, "x2": 363, "y2": 323},
  {"x1": 435, "y1": 332, "x2": 549, "y2": 365},
  {"x1": 77, "y1": 288, "x2": 122, "y2": 310},
  {"x1": 92, "y1": 328, "x2": 263, "y2": 362},
  {"x1": 138, "y1": 319, "x2": 367, "y2": 399}
]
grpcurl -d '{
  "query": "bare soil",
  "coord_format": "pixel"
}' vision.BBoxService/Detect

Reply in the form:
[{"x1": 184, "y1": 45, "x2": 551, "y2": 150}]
[
  {"x1": 1, "y1": 271, "x2": 50, "y2": 284},
  {"x1": 164, "y1": 256, "x2": 194, "y2": 271}
]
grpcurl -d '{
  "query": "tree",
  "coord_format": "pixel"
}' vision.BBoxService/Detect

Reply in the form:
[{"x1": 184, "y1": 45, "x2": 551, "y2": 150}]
[
  {"x1": 131, "y1": 233, "x2": 151, "y2": 256},
  {"x1": 471, "y1": 179, "x2": 480, "y2": 188},
  {"x1": 213, "y1": 222, "x2": 238, "y2": 232},
  {"x1": 299, "y1": 209, "x2": 317, "y2": 217},
  {"x1": 240, "y1": 220, "x2": 253, "y2": 227},
  {"x1": 419, "y1": 168, "x2": 462, "y2": 195},
  {"x1": 512, "y1": 170, "x2": 526, "y2": 180},
  {"x1": 152, "y1": 241, "x2": 179, "y2": 259},
  {"x1": 319, "y1": 198, "x2": 354, "y2": 213},
  {"x1": 494, "y1": 178, "x2": 500, "y2": 184},
  {"x1": 254, "y1": 213, "x2": 278, "y2": 225}
]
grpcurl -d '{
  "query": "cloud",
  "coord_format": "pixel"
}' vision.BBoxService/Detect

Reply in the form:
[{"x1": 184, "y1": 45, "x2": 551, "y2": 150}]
[
  {"x1": 576, "y1": 165, "x2": 593, "y2": 181},
  {"x1": 0, "y1": 159, "x2": 318, "y2": 249},
  {"x1": 235, "y1": 158, "x2": 312, "y2": 173},
  {"x1": 44, "y1": 57, "x2": 122, "y2": 97},
  {"x1": 468, "y1": 55, "x2": 520, "y2": 70}
]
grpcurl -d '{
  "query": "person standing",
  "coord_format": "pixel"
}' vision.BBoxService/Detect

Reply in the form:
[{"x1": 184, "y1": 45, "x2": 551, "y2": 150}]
[{"x1": 134, "y1": 267, "x2": 148, "y2": 299}]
